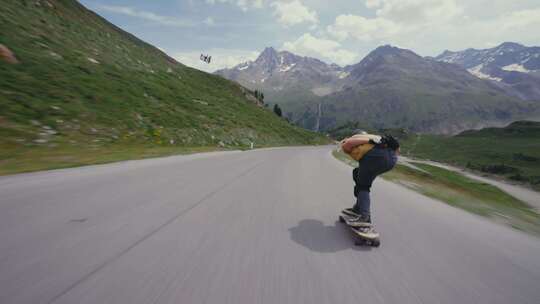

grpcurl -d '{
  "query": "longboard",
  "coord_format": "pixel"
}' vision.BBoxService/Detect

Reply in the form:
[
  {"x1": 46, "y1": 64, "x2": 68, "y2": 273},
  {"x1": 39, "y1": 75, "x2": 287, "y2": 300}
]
[{"x1": 339, "y1": 212, "x2": 381, "y2": 247}]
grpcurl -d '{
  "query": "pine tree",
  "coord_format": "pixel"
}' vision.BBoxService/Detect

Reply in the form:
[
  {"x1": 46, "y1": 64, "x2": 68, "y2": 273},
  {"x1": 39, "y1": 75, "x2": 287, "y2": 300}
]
[{"x1": 273, "y1": 104, "x2": 282, "y2": 117}]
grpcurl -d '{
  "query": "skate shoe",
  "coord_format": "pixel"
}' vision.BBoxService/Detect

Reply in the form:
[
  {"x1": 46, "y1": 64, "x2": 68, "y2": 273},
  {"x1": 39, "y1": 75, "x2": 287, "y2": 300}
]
[
  {"x1": 345, "y1": 214, "x2": 372, "y2": 228},
  {"x1": 341, "y1": 208, "x2": 359, "y2": 217}
]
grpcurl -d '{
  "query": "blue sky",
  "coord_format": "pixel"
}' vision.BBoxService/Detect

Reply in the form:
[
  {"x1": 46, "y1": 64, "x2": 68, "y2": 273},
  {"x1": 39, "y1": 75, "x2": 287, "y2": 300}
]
[{"x1": 80, "y1": 0, "x2": 540, "y2": 72}]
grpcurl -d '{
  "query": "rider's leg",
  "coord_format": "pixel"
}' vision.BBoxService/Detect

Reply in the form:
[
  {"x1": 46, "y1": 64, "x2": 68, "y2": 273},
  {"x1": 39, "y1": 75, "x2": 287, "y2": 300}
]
[{"x1": 351, "y1": 148, "x2": 395, "y2": 224}]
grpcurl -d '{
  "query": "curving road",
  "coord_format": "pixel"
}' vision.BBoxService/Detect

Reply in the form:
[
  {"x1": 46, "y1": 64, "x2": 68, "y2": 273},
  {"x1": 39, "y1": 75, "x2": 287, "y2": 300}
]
[{"x1": 0, "y1": 146, "x2": 539, "y2": 304}]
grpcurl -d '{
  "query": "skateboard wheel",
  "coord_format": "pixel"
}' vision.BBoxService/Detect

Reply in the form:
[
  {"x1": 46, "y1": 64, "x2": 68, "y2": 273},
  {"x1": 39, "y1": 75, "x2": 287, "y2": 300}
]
[
  {"x1": 371, "y1": 239, "x2": 380, "y2": 247},
  {"x1": 339, "y1": 216, "x2": 345, "y2": 223}
]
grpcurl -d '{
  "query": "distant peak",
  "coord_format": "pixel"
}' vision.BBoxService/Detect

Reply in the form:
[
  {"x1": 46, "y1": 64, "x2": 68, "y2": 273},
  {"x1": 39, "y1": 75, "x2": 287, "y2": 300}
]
[
  {"x1": 374, "y1": 44, "x2": 396, "y2": 51},
  {"x1": 256, "y1": 46, "x2": 279, "y2": 61},
  {"x1": 497, "y1": 42, "x2": 524, "y2": 49},
  {"x1": 440, "y1": 50, "x2": 454, "y2": 55},
  {"x1": 253, "y1": 46, "x2": 281, "y2": 68},
  {"x1": 260, "y1": 47, "x2": 277, "y2": 56},
  {"x1": 368, "y1": 44, "x2": 417, "y2": 58},
  {"x1": 372, "y1": 45, "x2": 403, "y2": 55}
]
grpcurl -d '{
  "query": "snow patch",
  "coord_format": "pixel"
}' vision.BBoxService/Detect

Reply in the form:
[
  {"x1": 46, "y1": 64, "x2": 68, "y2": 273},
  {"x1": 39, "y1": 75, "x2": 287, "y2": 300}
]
[
  {"x1": 467, "y1": 64, "x2": 502, "y2": 82},
  {"x1": 238, "y1": 65, "x2": 249, "y2": 71},
  {"x1": 87, "y1": 57, "x2": 99, "y2": 64},
  {"x1": 338, "y1": 71, "x2": 350, "y2": 79},
  {"x1": 312, "y1": 87, "x2": 333, "y2": 96},
  {"x1": 502, "y1": 64, "x2": 530, "y2": 73},
  {"x1": 439, "y1": 52, "x2": 465, "y2": 63},
  {"x1": 279, "y1": 63, "x2": 296, "y2": 72}
]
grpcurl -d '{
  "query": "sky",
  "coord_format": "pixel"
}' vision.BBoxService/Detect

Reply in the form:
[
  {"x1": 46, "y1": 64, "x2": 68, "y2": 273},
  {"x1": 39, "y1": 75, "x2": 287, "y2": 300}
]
[{"x1": 79, "y1": 0, "x2": 540, "y2": 73}]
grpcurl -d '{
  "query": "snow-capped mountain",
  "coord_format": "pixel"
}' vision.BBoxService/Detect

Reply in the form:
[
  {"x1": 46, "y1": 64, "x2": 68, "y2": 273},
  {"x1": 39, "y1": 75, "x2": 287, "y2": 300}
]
[
  {"x1": 216, "y1": 45, "x2": 538, "y2": 134},
  {"x1": 311, "y1": 45, "x2": 535, "y2": 134},
  {"x1": 436, "y1": 42, "x2": 540, "y2": 100},
  {"x1": 215, "y1": 47, "x2": 346, "y2": 105}
]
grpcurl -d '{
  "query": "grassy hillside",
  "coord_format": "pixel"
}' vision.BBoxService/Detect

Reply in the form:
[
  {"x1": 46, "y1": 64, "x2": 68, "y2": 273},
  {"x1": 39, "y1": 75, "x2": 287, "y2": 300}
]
[
  {"x1": 386, "y1": 162, "x2": 540, "y2": 236},
  {"x1": 0, "y1": 0, "x2": 327, "y2": 174},
  {"x1": 403, "y1": 121, "x2": 540, "y2": 190}
]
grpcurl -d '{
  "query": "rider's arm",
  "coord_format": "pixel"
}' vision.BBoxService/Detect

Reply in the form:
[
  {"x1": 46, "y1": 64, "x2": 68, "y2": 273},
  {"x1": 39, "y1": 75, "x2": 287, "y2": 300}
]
[{"x1": 341, "y1": 137, "x2": 370, "y2": 153}]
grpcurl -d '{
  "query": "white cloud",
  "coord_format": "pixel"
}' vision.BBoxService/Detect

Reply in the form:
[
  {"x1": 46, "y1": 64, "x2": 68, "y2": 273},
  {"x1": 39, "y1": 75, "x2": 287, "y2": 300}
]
[
  {"x1": 206, "y1": 0, "x2": 263, "y2": 11},
  {"x1": 365, "y1": 0, "x2": 382, "y2": 9},
  {"x1": 97, "y1": 5, "x2": 195, "y2": 27},
  {"x1": 173, "y1": 49, "x2": 259, "y2": 73},
  {"x1": 498, "y1": 8, "x2": 540, "y2": 30},
  {"x1": 375, "y1": 0, "x2": 463, "y2": 24},
  {"x1": 452, "y1": 7, "x2": 540, "y2": 51},
  {"x1": 204, "y1": 17, "x2": 215, "y2": 26},
  {"x1": 97, "y1": 0, "x2": 540, "y2": 69},
  {"x1": 271, "y1": 1, "x2": 318, "y2": 27},
  {"x1": 325, "y1": 0, "x2": 540, "y2": 56},
  {"x1": 328, "y1": 14, "x2": 400, "y2": 41},
  {"x1": 329, "y1": 0, "x2": 463, "y2": 43},
  {"x1": 282, "y1": 33, "x2": 358, "y2": 65}
]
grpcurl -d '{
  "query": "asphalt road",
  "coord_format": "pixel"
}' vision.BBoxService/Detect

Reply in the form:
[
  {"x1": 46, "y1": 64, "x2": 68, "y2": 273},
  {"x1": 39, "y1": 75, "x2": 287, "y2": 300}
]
[{"x1": 1, "y1": 146, "x2": 539, "y2": 304}]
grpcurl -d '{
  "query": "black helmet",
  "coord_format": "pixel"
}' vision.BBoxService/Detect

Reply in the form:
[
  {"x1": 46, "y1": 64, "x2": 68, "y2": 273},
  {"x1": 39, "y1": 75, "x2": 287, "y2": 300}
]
[{"x1": 381, "y1": 134, "x2": 400, "y2": 151}]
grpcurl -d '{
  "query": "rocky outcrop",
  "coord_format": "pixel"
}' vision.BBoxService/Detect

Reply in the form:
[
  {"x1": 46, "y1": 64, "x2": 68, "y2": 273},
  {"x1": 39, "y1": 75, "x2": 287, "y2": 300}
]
[{"x1": 0, "y1": 44, "x2": 18, "y2": 64}]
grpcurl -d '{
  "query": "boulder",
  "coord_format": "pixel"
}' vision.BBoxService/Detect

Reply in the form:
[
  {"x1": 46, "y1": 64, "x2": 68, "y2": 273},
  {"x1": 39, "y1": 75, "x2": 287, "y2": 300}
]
[{"x1": 0, "y1": 44, "x2": 18, "y2": 64}]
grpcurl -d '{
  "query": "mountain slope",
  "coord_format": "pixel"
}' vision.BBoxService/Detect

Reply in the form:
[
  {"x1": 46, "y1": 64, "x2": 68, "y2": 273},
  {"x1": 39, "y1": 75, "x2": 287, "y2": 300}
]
[
  {"x1": 298, "y1": 45, "x2": 538, "y2": 133},
  {"x1": 0, "y1": 0, "x2": 327, "y2": 173},
  {"x1": 436, "y1": 42, "x2": 540, "y2": 100}
]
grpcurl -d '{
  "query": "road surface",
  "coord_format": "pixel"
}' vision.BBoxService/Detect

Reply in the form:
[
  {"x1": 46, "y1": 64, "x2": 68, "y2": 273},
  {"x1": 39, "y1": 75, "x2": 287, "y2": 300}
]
[{"x1": 1, "y1": 146, "x2": 539, "y2": 304}]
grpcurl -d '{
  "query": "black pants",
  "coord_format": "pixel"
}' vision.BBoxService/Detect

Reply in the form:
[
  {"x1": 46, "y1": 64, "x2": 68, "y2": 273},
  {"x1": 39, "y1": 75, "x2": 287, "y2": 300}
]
[{"x1": 353, "y1": 147, "x2": 397, "y2": 217}]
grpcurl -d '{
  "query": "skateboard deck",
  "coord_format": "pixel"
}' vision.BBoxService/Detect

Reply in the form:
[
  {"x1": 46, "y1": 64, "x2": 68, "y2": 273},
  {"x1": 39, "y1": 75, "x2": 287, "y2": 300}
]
[{"x1": 339, "y1": 212, "x2": 381, "y2": 247}]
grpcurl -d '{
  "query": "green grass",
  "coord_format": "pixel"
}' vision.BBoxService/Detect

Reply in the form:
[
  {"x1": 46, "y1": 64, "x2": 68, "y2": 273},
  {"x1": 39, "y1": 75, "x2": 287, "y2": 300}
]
[
  {"x1": 0, "y1": 143, "x2": 233, "y2": 176},
  {"x1": 0, "y1": 0, "x2": 328, "y2": 175},
  {"x1": 333, "y1": 150, "x2": 540, "y2": 236},
  {"x1": 402, "y1": 121, "x2": 540, "y2": 190}
]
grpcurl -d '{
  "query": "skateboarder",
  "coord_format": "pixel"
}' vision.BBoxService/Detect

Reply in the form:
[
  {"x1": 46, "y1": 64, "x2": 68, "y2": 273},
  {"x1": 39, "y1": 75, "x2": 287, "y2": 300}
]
[{"x1": 340, "y1": 133, "x2": 399, "y2": 228}]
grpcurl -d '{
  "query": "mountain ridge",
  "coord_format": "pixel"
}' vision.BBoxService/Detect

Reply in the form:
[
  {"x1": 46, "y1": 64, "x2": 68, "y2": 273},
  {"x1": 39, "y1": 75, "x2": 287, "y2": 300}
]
[
  {"x1": 216, "y1": 44, "x2": 539, "y2": 134},
  {"x1": 435, "y1": 42, "x2": 540, "y2": 101}
]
